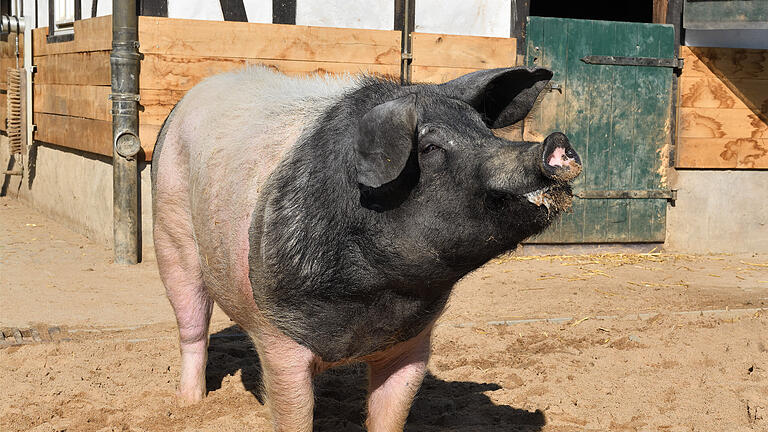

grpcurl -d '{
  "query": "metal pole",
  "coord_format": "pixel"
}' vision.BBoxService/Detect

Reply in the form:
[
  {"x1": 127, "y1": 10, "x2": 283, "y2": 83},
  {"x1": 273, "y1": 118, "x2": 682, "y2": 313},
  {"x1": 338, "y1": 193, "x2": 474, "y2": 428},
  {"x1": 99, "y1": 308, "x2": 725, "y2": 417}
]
[{"x1": 111, "y1": 0, "x2": 141, "y2": 264}]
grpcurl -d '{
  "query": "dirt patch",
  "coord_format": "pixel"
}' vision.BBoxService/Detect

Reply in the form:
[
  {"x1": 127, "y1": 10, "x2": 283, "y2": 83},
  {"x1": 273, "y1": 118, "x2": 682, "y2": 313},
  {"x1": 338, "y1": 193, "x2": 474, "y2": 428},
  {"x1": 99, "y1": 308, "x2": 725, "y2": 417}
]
[{"x1": 2, "y1": 196, "x2": 768, "y2": 431}]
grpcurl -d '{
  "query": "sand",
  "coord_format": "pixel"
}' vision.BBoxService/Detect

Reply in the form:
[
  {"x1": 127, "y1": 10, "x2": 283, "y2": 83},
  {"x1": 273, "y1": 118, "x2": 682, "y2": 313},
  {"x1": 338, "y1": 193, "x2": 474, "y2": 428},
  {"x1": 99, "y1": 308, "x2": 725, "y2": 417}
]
[{"x1": 2, "y1": 196, "x2": 767, "y2": 431}]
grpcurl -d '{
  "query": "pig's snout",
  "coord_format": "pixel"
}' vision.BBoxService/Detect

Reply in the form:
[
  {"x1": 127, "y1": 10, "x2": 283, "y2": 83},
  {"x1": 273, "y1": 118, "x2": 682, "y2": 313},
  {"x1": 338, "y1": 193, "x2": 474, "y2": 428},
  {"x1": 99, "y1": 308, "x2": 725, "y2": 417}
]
[{"x1": 540, "y1": 132, "x2": 581, "y2": 182}]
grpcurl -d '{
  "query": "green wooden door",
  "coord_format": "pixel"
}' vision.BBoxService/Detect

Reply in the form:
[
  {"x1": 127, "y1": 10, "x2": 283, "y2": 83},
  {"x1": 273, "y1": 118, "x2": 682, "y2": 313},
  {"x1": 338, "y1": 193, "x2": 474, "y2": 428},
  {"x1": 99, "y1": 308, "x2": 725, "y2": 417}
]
[{"x1": 525, "y1": 17, "x2": 675, "y2": 243}]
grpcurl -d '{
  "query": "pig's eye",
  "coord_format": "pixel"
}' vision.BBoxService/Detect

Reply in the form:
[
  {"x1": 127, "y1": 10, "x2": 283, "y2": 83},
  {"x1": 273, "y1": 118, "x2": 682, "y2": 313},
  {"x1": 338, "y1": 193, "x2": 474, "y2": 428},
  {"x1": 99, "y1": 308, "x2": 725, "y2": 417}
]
[{"x1": 421, "y1": 144, "x2": 442, "y2": 154}]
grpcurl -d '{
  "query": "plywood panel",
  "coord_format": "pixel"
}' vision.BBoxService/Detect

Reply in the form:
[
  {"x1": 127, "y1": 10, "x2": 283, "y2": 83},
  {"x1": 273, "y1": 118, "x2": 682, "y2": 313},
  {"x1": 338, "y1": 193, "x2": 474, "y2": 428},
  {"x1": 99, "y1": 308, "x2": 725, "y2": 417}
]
[
  {"x1": 680, "y1": 46, "x2": 768, "y2": 80},
  {"x1": 32, "y1": 16, "x2": 112, "y2": 56},
  {"x1": 35, "y1": 51, "x2": 111, "y2": 86},
  {"x1": 34, "y1": 113, "x2": 160, "y2": 160},
  {"x1": 138, "y1": 16, "x2": 401, "y2": 64},
  {"x1": 411, "y1": 33, "x2": 516, "y2": 69},
  {"x1": 679, "y1": 107, "x2": 767, "y2": 139},
  {"x1": 677, "y1": 138, "x2": 768, "y2": 169},
  {"x1": 139, "y1": 54, "x2": 399, "y2": 90},
  {"x1": 680, "y1": 77, "x2": 768, "y2": 110},
  {"x1": 411, "y1": 66, "x2": 482, "y2": 83}
]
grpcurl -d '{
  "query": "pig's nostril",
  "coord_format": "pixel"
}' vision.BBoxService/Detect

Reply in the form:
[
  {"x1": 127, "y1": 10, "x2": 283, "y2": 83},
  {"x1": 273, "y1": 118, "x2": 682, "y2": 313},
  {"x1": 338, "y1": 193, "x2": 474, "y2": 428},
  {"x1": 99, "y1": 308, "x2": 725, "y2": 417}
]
[
  {"x1": 541, "y1": 133, "x2": 582, "y2": 182},
  {"x1": 547, "y1": 147, "x2": 568, "y2": 167}
]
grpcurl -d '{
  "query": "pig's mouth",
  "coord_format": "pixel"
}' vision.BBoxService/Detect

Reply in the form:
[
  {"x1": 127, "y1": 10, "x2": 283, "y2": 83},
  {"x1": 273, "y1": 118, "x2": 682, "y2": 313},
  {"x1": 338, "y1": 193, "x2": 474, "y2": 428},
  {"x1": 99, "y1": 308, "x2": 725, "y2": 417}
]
[{"x1": 522, "y1": 184, "x2": 574, "y2": 213}]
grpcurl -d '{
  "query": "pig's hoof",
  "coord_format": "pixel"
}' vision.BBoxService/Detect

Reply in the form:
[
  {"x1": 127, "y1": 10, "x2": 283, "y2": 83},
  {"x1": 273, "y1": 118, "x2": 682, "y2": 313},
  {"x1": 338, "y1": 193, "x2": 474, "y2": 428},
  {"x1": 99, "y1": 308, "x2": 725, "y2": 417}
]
[{"x1": 176, "y1": 388, "x2": 206, "y2": 405}]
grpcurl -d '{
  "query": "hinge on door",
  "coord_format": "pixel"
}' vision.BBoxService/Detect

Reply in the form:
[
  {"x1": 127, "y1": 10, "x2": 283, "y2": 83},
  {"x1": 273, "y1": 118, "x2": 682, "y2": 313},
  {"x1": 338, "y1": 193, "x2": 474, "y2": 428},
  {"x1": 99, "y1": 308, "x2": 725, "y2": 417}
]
[
  {"x1": 575, "y1": 190, "x2": 677, "y2": 202},
  {"x1": 581, "y1": 55, "x2": 684, "y2": 72}
]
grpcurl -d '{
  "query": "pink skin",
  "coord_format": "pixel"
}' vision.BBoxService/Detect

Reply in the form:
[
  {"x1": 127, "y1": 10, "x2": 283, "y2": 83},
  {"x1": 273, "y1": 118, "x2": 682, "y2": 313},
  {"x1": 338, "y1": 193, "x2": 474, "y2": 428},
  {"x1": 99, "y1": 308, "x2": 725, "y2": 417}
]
[{"x1": 547, "y1": 146, "x2": 568, "y2": 167}]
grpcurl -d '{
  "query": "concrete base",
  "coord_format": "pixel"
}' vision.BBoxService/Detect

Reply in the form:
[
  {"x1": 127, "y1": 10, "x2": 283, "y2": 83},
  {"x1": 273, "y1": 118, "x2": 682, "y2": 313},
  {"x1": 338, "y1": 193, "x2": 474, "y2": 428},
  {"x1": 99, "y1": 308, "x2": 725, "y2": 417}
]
[
  {"x1": 665, "y1": 169, "x2": 768, "y2": 254},
  {"x1": 0, "y1": 136, "x2": 155, "y2": 260}
]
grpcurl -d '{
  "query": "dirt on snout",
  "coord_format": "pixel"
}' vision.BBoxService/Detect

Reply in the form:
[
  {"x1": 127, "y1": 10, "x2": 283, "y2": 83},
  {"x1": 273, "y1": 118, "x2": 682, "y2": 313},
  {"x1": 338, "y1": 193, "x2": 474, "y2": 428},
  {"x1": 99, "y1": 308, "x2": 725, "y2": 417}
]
[{"x1": 1, "y1": 196, "x2": 768, "y2": 432}]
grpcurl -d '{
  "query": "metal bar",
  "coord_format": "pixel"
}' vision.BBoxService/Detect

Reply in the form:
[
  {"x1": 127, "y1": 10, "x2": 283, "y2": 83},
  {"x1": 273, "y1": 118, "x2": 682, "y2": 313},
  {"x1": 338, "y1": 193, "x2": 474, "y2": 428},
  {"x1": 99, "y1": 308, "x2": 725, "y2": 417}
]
[
  {"x1": 575, "y1": 190, "x2": 677, "y2": 200},
  {"x1": 581, "y1": 55, "x2": 684, "y2": 70},
  {"x1": 398, "y1": 0, "x2": 414, "y2": 85},
  {"x1": 111, "y1": 0, "x2": 141, "y2": 264}
]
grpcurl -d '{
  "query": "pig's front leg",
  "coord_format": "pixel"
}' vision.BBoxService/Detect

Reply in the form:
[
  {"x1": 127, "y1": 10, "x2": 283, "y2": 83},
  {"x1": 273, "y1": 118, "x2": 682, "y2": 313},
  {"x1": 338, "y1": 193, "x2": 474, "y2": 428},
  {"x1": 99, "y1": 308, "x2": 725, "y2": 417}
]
[
  {"x1": 252, "y1": 326, "x2": 317, "y2": 432},
  {"x1": 365, "y1": 327, "x2": 432, "y2": 432}
]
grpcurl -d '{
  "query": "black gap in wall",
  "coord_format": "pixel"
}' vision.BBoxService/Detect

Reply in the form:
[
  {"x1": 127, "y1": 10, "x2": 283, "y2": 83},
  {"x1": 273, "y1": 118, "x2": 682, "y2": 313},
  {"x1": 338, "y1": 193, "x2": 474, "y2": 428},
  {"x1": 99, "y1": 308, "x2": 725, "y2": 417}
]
[{"x1": 530, "y1": 0, "x2": 653, "y2": 23}]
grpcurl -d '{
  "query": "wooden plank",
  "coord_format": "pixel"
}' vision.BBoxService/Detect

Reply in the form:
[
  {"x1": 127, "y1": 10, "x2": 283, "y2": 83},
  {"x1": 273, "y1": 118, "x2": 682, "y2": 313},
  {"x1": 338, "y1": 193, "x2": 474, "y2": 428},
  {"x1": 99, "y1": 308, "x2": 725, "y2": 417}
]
[
  {"x1": 33, "y1": 113, "x2": 160, "y2": 160},
  {"x1": 679, "y1": 77, "x2": 768, "y2": 116},
  {"x1": 35, "y1": 51, "x2": 111, "y2": 85},
  {"x1": 411, "y1": 66, "x2": 483, "y2": 84},
  {"x1": 32, "y1": 16, "x2": 112, "y2": 56},
  {"x1": 34, "y1": 84, "x2": 111, "y2": 121},
  {"x1": 679, "y1": 107, "x2": 768, "y2": 139},
  {"x1": 33, "y1": 84, "x2": 185, "y2": 126},
  {"x1": 139, "y1": 54, "x2": 399, "y2": 91},
  {"x1": 138, "y1": 16, "x2": 401, "y2": 64},
  {"x1": 411, "y1": 33, "x2": 516, "y2": 69},
  {"x1": 680, "y1": 46, "x2": 768, "y2": 80},
  {"x1": 677, "y1": 138, "x2": 768, "y2": 169}
]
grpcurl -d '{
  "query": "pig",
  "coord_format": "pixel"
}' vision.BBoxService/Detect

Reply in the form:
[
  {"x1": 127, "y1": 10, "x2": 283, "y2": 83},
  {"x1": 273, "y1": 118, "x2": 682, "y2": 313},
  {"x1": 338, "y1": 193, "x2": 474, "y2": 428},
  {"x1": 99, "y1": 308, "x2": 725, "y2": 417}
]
[{"x1": 151, "y1": 65, "x2": 581, "y2": 431}]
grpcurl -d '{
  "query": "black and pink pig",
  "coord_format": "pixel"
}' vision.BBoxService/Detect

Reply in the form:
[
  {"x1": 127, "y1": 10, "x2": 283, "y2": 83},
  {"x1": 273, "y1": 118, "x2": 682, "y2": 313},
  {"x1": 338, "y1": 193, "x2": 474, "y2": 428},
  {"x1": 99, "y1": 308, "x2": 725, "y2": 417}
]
[{"x1": 151, "y1": 66, "x2": 581, "y2": 431}]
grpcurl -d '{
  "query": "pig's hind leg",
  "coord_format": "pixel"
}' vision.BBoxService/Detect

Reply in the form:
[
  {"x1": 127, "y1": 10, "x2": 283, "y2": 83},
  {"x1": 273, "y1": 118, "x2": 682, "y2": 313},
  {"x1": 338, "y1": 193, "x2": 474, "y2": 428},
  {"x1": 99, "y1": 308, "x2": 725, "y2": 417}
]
[{"x1": 154, "y1": 206, "x2": 213, "y2": 404}]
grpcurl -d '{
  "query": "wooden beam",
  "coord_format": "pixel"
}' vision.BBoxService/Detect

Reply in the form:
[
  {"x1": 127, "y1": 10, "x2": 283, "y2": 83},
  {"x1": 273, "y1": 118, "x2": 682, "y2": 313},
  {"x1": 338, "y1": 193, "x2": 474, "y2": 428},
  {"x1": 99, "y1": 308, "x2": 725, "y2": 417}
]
[
  {"x1": 220, "y1": 0, "x2": 248, "y2": 22},
  {"x1": 681, "y1": 46, "x2": 768, "y2": 80},
  {"x1": 677, "y1": 138, "x2": 768, "y2": 169},
  {"x1": 33, "y1": 84, "x2": 111, "y2": 121},
  {"x1": 680, "y1": 77, "x2": 768, "y2": 112},
  {"x1": 411, "y1": 66, "x2": 483, "y2": 84},
  {"x1": 34, "y1": 51, "x2": 111, "y2": 85},
  {"x1": 33, "y1": 113, "x2": 160, "y2": 160},
  {"x1": 511, "y1": 0, "x2": 529, "y2": 58},
  {"x1": 679, "y1": 107, "x2": 767, "y2": 139},
  {"x1": 140, "y1": 0, "x2": 168, "y2": 17},
  {"x1": 272, "y1": 0, "x2": 296, "y2": 25},
  {"x1": 32, "y1": 16, "x2": 112, "y2": 56},
  {"x1": 137, "y1": 16, "x2": 401, "y2": 64},
  {"x1": 411, "y1": 33, "x2": 517, "y2": 70},
  {"x1": 653, "y1": 0, "x2": 668, "y2": 24},
  {"x1": 139, "y1": 54, "x2": 399, "y2": 91}
]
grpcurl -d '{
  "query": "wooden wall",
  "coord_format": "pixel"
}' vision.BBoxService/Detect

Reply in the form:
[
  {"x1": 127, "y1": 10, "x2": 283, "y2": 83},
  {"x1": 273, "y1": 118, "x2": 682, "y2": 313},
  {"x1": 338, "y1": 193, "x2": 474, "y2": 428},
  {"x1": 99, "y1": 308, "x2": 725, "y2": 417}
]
[
  {"x1": 677, "y1": 46, "x2": 768, "y2": 169},
  {"x1": 0, "y1": 16, "x2": 519, "y2": 161}
]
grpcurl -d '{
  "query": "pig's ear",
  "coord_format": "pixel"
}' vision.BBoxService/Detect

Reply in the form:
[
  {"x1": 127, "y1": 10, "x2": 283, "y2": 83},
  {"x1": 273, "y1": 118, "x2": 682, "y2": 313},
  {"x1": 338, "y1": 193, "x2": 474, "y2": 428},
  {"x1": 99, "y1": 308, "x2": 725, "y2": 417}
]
[
  {"x1": 439, "y1": 67, "x2": 553, "y2": 129},
  {"x1": 355, "y1": 94, "x2": 418, "y2": 188}
]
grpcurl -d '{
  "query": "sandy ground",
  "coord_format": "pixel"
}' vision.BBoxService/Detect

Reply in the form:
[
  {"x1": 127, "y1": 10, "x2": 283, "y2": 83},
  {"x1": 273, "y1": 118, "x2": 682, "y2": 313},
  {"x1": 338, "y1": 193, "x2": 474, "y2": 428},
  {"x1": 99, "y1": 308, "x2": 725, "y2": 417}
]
[{"x1": 2, "y1": 195, "x2": 768, "y2": 431}]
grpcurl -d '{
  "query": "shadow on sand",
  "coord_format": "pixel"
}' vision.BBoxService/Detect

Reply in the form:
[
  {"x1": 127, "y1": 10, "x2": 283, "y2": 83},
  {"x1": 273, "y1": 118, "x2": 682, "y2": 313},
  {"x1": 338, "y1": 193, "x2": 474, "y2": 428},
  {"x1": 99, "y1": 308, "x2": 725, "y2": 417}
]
[{"x1": 206, "y1": 326, "x2": 546, "y2": 432}]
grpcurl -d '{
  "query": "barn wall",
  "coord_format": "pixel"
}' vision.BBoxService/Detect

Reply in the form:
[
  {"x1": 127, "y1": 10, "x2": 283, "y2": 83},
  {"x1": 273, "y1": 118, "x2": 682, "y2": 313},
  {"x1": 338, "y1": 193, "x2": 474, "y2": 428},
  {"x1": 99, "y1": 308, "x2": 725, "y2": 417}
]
[{"x1": 0, "y1": 136, "x2": 156, "y2": 259}]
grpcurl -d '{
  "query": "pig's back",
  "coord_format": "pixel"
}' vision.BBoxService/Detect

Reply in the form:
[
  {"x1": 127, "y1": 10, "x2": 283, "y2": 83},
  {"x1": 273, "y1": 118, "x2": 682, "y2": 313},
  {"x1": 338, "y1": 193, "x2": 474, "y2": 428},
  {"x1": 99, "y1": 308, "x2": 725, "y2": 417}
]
[{"x1": 153, "y1": 67, "x2": 356, "y2": 323}]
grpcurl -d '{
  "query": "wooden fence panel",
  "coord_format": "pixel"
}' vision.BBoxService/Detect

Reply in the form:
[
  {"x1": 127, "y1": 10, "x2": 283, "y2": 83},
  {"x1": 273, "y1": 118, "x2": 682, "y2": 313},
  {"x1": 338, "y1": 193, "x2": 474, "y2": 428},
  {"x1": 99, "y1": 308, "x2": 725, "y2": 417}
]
[
  {"x1": 411, "y1": 32, "x2": 517, "y2": 83},
  {"x1": 677, "y1": 46, "x2": 768, "y2": 169}
]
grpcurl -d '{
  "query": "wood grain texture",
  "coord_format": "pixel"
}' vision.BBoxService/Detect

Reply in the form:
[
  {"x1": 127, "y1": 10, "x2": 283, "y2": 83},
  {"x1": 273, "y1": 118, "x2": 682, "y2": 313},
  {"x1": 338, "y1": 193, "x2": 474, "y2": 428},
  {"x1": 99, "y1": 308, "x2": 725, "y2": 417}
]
[
  {"x1": 679, "y1": 107, "x2": 767, "y2": 139},
  {"x1": 32, "y1": 16, "x2": 111, "y2": 56},
  {"x1": 411, "y1": 66, "x2": 483, "y2": 84},
  {"x1": 679, "y1": 77, "x2": 768, "y2": 111},
  {"x1": 34, "y1": 84, "x2": 111, "y2": 121},
  {"x1": 411, "y1": 33, "x2": 516, "y2": 69},
  {"x1": 140, "y1": 54, "x2": 399, "y2": 90},
  {"x1": 34, "y1": 113, "x2": 159, "y2": 161},
  {"x1": 681, "y1": 46, "x2": 768, "y2": 80},
  {"x1": 677, "y1": 137, "x2": 768, "y2": 169},
  {"x1": 138, "y1": 16, "x2": 400, "y2": 64},
  {"x1": 35, "y1": 51, "x2": 111, "y2": 86}
]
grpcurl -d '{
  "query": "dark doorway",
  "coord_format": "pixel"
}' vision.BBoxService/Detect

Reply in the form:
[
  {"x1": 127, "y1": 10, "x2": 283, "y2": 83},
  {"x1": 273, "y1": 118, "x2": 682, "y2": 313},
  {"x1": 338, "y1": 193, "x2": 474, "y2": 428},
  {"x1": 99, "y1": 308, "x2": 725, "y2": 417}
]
[{"x1": 530, "y1": 0, "x2": 654, "y2": 23}]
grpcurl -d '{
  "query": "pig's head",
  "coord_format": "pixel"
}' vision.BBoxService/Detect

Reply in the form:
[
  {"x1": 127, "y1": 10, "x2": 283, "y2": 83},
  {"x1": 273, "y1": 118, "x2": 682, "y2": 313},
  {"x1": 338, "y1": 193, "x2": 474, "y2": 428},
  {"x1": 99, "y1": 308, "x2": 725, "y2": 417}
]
[{"x1": 354, "y1": 67, "x2": 582, "y2": 274}]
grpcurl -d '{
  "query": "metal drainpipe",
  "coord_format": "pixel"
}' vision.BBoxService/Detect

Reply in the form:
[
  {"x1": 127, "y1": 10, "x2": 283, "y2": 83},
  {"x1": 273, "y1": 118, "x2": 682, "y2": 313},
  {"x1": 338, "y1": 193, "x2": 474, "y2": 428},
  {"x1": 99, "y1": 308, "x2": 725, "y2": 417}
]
[{"x1": 111, "y1": 0, "x2": 141, "y2": 264}]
